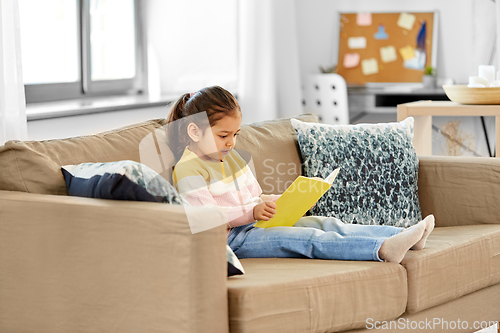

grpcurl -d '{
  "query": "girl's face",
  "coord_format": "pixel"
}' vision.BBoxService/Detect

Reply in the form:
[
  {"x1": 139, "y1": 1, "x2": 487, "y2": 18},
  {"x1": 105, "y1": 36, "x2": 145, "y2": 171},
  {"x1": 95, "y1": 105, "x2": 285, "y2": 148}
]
[{"x1": 190, "y1": 112, "x2": 242, "y2": 161}]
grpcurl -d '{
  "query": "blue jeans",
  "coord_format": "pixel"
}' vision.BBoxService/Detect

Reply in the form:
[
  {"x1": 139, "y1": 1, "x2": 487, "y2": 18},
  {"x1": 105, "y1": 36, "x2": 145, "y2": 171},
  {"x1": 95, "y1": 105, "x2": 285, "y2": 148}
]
[{"x1": 227, "y1": 216, "x2": 402, "y2": 261}]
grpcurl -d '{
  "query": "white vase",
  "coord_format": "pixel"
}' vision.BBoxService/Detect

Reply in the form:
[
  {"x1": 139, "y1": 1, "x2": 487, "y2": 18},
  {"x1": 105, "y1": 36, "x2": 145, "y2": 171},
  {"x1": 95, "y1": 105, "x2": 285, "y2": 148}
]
[{"x1": 422, "y1": 75, "x2": 436, "y2": 89}]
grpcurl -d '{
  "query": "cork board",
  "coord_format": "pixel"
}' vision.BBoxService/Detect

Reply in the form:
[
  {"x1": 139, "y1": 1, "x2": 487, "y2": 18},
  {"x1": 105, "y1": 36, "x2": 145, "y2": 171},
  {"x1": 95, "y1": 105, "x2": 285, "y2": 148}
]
[{"x1": 337, "y1": 12, "x2": 437, "y2": 84}]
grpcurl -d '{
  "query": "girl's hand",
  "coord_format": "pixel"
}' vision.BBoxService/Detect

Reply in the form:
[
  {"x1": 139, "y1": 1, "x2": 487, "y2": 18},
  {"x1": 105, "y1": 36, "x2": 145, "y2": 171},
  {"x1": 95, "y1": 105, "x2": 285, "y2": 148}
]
[
  {"x1": 304, "y1": 202, "x2": 316, "y2": 216},
  {"x1": 253, "y1": 201, "x2": 277, "y2": 221}
]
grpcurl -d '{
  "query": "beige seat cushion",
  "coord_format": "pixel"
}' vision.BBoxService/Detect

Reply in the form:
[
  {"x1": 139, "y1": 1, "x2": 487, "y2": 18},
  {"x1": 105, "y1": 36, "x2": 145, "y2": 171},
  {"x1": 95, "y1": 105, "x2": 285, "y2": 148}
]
[
  {"x1": 227, "y1": 258, "x2": 407, "y2": 333},
  {"x1": 402, "y1": 224, "x2": 500, "y2": 313}
]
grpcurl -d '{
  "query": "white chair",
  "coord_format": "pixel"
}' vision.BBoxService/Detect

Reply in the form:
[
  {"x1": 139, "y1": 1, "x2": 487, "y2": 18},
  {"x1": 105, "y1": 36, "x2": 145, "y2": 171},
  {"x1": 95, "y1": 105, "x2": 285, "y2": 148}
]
[{"x1": 302, "y1": 74, "x2": 349, "y2": 125}]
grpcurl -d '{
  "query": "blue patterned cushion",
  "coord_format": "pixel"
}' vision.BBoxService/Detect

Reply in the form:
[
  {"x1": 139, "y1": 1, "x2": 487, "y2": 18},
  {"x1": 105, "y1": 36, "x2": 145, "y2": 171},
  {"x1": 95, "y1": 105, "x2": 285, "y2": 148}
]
[
  {"x1": 61, "y1": 160, "x2": 187, "y2": 205},
  {"x1": 291, "y1": 118, "x2": 421, "y2": 227}
]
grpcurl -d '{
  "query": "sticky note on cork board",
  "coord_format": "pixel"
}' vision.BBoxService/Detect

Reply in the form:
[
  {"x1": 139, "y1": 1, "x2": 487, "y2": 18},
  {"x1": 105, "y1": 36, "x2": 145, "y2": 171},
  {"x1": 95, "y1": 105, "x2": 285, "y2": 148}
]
[
  {"x1": 348, "y1": 37, "x2": 367, "y2": 49},
  {"x1": 361, "y1": 58, "x2": 379, "y2": 75},
  {"x1": 397, "y1": 13, "x2": 416, "y2": 30},
  {"x1": 380, "y1": 46, "x2": 397, "y2": 63},
  {"x1": 399, "y1": 45, "x2": 415, "y2": 61},
  {"x1": 343, "y1": 53, "x2": 360, "y2": 68},
  {"x1": 356, "y1": 13, "x2": 372, "y2": 26}
]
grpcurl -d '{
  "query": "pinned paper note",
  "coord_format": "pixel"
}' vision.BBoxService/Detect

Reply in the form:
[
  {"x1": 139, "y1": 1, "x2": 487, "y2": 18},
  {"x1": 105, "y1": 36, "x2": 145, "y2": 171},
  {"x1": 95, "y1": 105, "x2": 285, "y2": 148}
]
[
  {"x1": 380, "y1": 46, "x2": 397, "y2": 63},
  {"x1": 356, "y1": 13, "x2": 372, "y2": 26},
  {"x1": 397, "y1": 13, "x2": 416, "y2": 30},
  {"x1": 374, "y1": 25, "x2": 388, "y2": 40},
  {"x1": 404, "y1": 49, "x2": 426, "y2": 70},
  {"x1": 361, "y1": 58, "x2": 379, "y2": 75},
  {"x1": 348, "y1": 37, "x2": 367, "y2": 49},
  {"x1": 399, "y1": 45, "x2": 415, "y2": 61},
  {"x1": 343, "y1": 53, "x2": 360, "y2": 68}
]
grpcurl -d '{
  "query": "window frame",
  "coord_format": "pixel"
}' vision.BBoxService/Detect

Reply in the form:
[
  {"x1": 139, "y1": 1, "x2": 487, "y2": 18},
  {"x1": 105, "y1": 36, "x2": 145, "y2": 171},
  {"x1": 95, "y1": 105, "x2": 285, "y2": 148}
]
[{"x1": 24, "y1": 0, "x2": 145, "y2": 103}]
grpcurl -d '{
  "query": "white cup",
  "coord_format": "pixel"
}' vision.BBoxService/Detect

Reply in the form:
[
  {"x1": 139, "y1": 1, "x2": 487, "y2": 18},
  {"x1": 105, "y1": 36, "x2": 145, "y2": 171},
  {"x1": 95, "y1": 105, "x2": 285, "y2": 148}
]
[{"x1": 478, "y1": 65, "x2": 495, "y2": 85}]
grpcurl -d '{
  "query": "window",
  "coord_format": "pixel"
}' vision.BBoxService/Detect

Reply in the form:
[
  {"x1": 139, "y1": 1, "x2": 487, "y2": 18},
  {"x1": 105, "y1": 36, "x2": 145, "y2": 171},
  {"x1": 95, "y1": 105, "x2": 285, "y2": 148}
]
[{"x1": 19, "y1": 0, "x2": 144, "y2": 103}]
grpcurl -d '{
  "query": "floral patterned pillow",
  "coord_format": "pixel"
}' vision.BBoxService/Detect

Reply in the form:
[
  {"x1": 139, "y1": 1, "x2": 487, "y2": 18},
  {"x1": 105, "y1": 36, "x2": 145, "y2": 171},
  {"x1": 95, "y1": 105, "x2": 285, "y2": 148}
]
[{"x1": 291, "y1": 117, "x2": 421, "y2": 227}]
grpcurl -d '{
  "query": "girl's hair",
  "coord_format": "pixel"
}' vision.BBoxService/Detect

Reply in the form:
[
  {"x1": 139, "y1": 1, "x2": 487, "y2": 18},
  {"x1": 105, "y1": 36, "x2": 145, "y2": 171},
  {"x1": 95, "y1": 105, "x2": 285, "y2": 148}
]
[{"x1": 165, "y1": 85, "x2": 241, "y2": 158}]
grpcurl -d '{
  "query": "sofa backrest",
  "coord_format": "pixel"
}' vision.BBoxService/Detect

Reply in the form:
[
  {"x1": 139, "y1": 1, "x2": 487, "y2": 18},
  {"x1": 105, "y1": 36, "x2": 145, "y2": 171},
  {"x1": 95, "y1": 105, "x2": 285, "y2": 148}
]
[
  {"x1": 0, "y1": 119, "x2": 167, "y2": 195},
  {"x1": 235, "y1": 114, "x2": 318, "y2": 195},
  {"x1": 0, "y1": 114, "x2": 317, "y2": 196}
]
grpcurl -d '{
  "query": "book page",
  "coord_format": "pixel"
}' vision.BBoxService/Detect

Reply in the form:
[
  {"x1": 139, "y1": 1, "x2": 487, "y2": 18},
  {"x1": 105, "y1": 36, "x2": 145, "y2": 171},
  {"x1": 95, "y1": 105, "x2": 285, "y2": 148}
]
[{"x1": 325, "y1": 167, "x2": 341, "y2": 185}]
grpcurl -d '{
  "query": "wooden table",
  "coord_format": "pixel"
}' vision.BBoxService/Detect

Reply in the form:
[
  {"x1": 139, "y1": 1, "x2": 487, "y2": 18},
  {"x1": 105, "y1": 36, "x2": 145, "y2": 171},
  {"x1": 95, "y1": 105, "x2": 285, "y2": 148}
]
[{"x1": 397, "y1": 101, "x2": 500, "y2": 156}]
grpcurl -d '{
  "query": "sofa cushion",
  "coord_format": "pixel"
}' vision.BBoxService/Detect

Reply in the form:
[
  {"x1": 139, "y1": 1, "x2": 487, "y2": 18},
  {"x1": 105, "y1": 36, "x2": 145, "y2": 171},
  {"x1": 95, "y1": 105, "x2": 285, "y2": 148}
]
[
  {"x1": 291, "y1": 117, "x2": 421, "y2": 227},
  {"x1": 402, "y1": 224, "x2": 500, "y2": 313},
  {"x1": 61, "y1": 160, "x2": 186, "y2": 205},
  {"x1": 235, "y1": 114, "x2": 319, "y2": 195},
  {"x1": 227, "y1": 258, "x2": 407, "y2": 333},
  {"x1": 0, "y1": 119, "x2": 166, "y2": 195}
]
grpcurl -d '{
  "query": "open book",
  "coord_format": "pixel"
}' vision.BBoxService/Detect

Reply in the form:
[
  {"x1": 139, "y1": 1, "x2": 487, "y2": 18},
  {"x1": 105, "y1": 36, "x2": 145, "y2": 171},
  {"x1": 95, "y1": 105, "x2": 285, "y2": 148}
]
[{"x1": 254, "y1": 168, "x2": 340, "y2": 228}]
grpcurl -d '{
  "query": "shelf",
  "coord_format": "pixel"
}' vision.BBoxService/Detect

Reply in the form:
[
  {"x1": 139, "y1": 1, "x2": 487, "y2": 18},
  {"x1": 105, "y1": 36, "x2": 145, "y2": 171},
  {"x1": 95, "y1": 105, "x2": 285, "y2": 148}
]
[{"x1": 347, "y1": 86, "x2": 449, "y2": 113}]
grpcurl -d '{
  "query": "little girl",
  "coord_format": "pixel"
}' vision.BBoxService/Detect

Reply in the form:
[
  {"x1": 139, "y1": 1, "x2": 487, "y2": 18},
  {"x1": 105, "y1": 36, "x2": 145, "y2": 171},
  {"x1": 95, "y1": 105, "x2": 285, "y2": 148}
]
[{"x1": 168, "y1": 86, "x2": 434, "y2": 263}]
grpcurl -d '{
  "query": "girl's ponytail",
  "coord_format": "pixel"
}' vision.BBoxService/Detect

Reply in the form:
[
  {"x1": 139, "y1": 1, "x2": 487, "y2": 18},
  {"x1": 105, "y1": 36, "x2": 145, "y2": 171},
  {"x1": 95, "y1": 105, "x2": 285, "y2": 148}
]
[
  {"x1": 164, "y1": 93, "x2": 191, "y2": 160},
  {"x1": 166, "y1": 93, "x2": 190, "y2": 124}
]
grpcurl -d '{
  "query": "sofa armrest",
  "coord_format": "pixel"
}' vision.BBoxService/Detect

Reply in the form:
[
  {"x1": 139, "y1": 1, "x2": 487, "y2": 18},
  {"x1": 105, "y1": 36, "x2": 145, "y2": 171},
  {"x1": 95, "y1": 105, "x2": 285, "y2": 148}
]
[
  {"x1": 418, "y1": 156, "x2": 500, "y2": 227},
  {"x1": 0, "y1": 190, "x2": 229, "y2": 333}
]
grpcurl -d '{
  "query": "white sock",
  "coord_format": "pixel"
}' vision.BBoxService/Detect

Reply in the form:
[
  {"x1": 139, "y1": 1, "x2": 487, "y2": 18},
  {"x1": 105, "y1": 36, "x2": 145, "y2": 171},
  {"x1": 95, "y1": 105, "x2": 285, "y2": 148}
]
[
  {"x1": 411, "y1": 214, "x2": 435, "y2": 250},
  {"x1": 379, "y1": 221, "x2": 425, "y2": 263}
]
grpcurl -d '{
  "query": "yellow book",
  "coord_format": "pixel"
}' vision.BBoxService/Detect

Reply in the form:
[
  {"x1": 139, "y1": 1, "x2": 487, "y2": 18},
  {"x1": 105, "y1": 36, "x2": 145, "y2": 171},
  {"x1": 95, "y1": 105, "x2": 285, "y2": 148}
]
[{"x1": 255, "y1": 168, "x2": 340, "y2": 228}]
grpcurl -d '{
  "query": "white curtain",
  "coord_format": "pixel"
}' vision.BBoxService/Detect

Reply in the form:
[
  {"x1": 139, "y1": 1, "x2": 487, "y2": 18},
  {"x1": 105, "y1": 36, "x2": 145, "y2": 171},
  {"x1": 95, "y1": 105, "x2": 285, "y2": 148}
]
[
  {"x1": 496, "y1": 0, "x2": 500, "y2": 68},
  {"x1": 470, "y1": 0, "x2": 496, "y2": 69},
  {"x1": 237, "y1": 0, "x2": 303, "y2": 124},
  {"x1": 0, "y1": 0, "x2": 27, "y2": 145}
]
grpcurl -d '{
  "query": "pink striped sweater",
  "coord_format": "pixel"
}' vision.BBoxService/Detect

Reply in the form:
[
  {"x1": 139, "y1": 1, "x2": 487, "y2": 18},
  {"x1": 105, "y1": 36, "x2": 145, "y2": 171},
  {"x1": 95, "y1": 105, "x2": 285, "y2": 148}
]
[{"x1": 173, "y1": 147, "x2": 263, "y2": 229}]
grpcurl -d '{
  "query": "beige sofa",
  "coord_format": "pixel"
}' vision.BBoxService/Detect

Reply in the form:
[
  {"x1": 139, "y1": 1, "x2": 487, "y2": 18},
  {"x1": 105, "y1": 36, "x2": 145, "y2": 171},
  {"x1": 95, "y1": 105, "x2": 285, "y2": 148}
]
[{"x1": 0, "y1": 114, "x2": 499, "y2": 333}]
